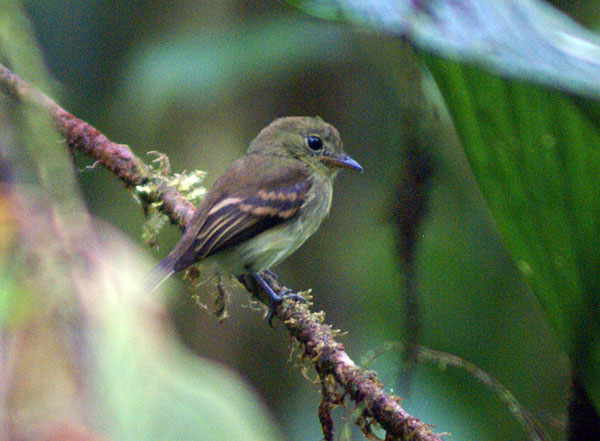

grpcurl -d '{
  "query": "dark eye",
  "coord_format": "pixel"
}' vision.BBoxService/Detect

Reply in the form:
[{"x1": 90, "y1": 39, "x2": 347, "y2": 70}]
[{"x1": 306, "y1": 135, "x2": 324, "y2": 152}]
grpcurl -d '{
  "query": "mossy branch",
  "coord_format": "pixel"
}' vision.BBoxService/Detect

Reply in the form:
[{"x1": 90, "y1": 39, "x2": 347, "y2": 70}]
[{"x1": 0, "y1": 63, "x2": 443, "y2": 441}]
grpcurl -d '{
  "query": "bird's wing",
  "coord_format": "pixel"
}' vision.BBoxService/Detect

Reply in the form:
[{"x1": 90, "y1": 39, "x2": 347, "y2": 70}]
[{"x1": 173, "y1": 156, "x2": 312, "y2": 271}]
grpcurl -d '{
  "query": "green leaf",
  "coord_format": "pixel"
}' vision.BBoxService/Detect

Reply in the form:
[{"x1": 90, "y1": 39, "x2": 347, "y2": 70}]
[
  {"x1": 289, "y1": 0, "x2": 600, "y2": 99},
  {"x1": 425, "y1": 56, "x2": 600, "y2": 412},
  {"x1": 93, "y1": 282, "x2": 283, "y2": 441},
  {"x1": 289, "y1": 0, "x2": 600, "y2": 416}
]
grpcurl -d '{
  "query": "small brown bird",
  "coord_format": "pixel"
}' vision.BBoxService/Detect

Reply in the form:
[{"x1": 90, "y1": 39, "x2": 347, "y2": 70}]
[{"x1": 144, "y1": 116, "x2": 362, "y2": 303}]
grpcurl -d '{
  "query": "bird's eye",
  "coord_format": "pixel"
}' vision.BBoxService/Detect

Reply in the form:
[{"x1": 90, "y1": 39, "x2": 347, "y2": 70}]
[{"x1": 306, "y1": 135, "x2": 324, "y2": 152}]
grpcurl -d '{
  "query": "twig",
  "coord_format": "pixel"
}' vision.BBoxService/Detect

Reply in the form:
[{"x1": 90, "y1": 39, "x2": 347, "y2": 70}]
[
  {"x1": 0, "y1": 64, "x2": 195, "y2": 227},
  {"x1": 363, "y1": 342, "x2": 549, "y2": 441},
  {"x1": 0, "y1": 63, "x2": 444, "y2": 441}
]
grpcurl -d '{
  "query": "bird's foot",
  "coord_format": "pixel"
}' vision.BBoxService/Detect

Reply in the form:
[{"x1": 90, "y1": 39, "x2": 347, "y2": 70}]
[
  {"x1": 244, "y1": 272, "x2": 305, "y2": 327},
  {"x1": 263, "y1": 269, "x2": 279, "y2": 281}
]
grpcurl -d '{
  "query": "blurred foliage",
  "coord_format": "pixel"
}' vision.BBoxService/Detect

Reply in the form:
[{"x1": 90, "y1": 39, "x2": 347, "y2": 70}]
[
  {"x1": 291, "y1": 0, "x2": 600, "y2": 438},
  {"x1": 0, "y1": 2, "x2": 283, "y2": 441},
  {"x1": 4, "y1": 0, "x2": 596, "y2": 440}
]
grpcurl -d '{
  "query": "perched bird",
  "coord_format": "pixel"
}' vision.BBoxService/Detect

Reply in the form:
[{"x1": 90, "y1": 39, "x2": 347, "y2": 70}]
[{"x1": 144, "y1": 116, "x2": 362, "y2": 304}]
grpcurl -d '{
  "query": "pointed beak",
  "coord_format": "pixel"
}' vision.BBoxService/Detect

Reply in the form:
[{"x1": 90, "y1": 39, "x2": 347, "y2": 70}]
[{"x1": 319, "y1": 154, "x2": 363, "y2": 172}]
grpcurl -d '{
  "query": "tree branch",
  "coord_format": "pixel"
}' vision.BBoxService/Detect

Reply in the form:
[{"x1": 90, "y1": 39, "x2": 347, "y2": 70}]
[{"x1": 0, "y1": 63, "x2": 443, "y2": 441}]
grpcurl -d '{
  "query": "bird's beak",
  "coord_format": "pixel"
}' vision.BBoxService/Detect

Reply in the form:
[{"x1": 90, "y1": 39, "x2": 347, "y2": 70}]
[{"x1": 319, "y1": 154, "x2": 363, "y2": 172}]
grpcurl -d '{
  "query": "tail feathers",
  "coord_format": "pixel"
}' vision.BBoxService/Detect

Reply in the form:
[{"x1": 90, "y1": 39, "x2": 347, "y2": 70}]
[{"x1": 143, "y1": 255, "x2": 177, "y2": 294}]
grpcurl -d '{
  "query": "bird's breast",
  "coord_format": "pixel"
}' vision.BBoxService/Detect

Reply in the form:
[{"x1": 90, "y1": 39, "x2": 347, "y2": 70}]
[{"x1": 213, "y1": 176, "x2": 333, "y2": 275}]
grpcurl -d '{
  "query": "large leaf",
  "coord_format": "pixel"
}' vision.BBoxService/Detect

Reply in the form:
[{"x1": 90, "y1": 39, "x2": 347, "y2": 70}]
[
  {"x1": 425, "y1": 56, "x2": 600, "y2": 409},
  {"x1": 90, "y1": 234, "x2": 283, "y2": 441},
  {"x1": 289, "y1": 0, "x2": 600, "y2": 98},
  {"x1": 289, "y1": 0, "x2": 600, "y2": 417}
]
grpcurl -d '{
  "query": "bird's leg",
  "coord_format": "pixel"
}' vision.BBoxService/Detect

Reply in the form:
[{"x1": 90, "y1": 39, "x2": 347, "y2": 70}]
[
  {"x1": 253, "y1": 272, "x2": 306, "y2": 326},
  {"x1": 251, "y1": 272, "x2": 305, "y2": 304},
  {"x1": 238, "y1": 272, "x2": 305, "y2": 326},
  {"x1": 263, "y1": 269, "x2": 278, "y2": 281}
]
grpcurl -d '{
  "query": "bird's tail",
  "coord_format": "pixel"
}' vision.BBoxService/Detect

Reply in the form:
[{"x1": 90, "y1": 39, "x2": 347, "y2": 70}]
[{"x1": 142, "y1": 254, "x2": 177, "y2": 294}]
